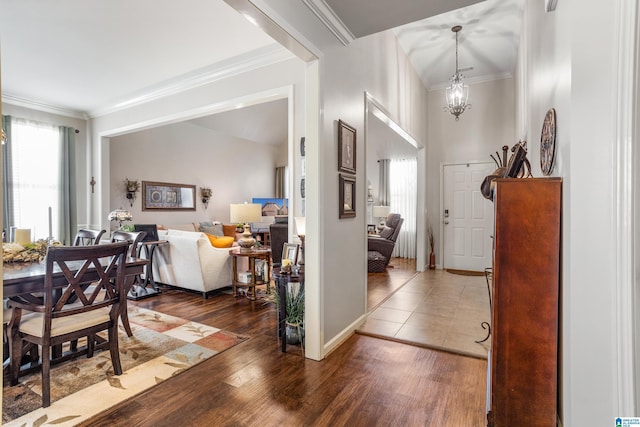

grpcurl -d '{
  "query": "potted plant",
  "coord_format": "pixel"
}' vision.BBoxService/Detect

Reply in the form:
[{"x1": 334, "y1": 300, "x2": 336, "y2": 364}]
[{"x1": 273, "y1": 282, "x2": 305, "y2": 347}]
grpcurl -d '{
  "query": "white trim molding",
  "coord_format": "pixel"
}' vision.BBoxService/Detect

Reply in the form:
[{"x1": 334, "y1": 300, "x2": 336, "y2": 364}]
[
  {"x1": 1, "y1": 94, "x2": 88, "y2": 119},
  {"x1": 302, "y1": 0, "x2": 355, "y2": 46},
  {"x1": 614, "y1": 0, "x2": 638, "y2": 415},
  {"x1": 89, "y1": 45, "x2": 294, "y2": 118}
]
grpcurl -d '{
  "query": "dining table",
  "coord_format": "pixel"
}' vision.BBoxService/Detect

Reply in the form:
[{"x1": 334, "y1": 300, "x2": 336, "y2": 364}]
[{"x1": 3, "y1": 257, "x2": 148, "y2": 298}]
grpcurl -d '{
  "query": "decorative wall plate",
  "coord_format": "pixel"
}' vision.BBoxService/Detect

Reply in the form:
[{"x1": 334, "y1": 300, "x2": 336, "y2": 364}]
[{"x1": 540, "y1": 108, "x2": 557, "y2": 176}]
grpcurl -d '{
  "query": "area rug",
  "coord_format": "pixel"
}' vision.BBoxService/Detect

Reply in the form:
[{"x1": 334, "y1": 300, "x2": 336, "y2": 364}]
[{"x1": 2, "y1": 306, "x2": 248, "y2": 426}]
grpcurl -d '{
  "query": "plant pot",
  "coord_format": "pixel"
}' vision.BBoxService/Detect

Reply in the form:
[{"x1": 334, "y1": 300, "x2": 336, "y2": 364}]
[
  {"x1": 429, "y1": 252, "x2": 436, "y2": 270},
  {"x1": 285, "y1": 322, "x2": 304, "y2": 345}
]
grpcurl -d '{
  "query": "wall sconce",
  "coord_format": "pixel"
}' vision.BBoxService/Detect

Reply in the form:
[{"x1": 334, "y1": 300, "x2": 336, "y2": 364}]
[
  {"x1": 124, "y1": 178, "x2": 140, "y2": 207},
  {"x1": 200, "y1": 187, "x2": 212, "y2": 210}
]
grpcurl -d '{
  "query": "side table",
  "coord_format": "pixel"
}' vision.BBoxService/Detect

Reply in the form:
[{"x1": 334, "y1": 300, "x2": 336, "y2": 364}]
[
  {"x1": 229, "y1": 247, "x2": 271, "y2": 300},
  {"x1": 128, "y1": 239, "x2": 168, "y2": 301},
  {"x1": 273, "y1": 267, "x2": 304, "y2": 352}
]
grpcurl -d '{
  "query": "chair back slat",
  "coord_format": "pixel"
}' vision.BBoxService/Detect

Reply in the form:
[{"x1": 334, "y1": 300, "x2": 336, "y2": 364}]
[
  {"x1": 44, "y1": 242, "x2": 129, "y2": 321},
  {"x1": 110, "y1": 230, "x2": 147, "y2": 258},
  {"x1": 73, "y1": 229, "x2": 106, "y2": 246}
]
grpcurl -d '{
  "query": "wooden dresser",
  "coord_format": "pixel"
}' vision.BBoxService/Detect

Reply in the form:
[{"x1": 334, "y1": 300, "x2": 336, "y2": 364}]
[{"x1": 487, "y1": 178, "x2": 561, "y2": 427}]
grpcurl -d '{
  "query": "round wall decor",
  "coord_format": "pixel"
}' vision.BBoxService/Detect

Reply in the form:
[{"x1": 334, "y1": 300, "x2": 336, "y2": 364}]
[{"x1": 540, "y1": 108, "x2": 557, "y2": 176}]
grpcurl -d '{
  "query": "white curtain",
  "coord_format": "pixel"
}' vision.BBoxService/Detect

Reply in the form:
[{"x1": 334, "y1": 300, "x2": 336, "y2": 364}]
[
  {"x1": 389, "y1": 158, "x2": 417, "y2": 259},
  {"x1": 5, "y1": 117, "x2": 77, "y2": 244}
]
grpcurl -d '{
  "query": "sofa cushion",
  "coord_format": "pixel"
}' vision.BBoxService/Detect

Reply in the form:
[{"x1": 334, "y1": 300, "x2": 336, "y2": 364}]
[
  {"x1": 222, "y1": 224, "x2": 237, "y2": 238},
  {"x1": 206, "y1": 234, "x2": 235, "y2": 248},
  {"x1": 380, "y1": 226, "x2": 394, "y2": 239},
  {"x1": 201, "y1": 224, "x2": 223, "y2": 236}
]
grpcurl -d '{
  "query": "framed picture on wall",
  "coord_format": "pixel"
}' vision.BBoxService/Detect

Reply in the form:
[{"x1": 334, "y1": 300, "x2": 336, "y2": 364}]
[
  {"x1": 142, "y1": 181, "x2": 196, "y2": 211},
  {"x1": 339, "y1": 173, "x2": 356, "y2": 218},
  {"x1": 338, "y1": 119, "x2": 356, "y2": 174}
]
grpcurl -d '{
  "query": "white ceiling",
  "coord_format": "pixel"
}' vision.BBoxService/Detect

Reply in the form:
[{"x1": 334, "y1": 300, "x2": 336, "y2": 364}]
[
  {"x1": 0, "y1": 0, "x2": 281, "y2": 115},
  {"x1": 0, "y1": 0, "x2": 523, "y2": 143}
]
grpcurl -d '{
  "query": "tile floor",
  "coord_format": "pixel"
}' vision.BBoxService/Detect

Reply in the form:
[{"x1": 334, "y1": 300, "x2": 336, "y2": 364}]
[{"x1": 358, "y1": 269, "x2": 491, "y2": 359}]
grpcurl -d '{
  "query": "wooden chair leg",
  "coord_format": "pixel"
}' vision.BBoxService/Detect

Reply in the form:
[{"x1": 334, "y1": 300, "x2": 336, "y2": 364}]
[
  {"x1": 108, "y1": 325, "x2": 122, "y2": 375},
  {"x1": 42, "y1": 345, "x2": 51, "y2": 407},
  {"x1": 8, "y1": 333, "x2": 23, "y2": 386},
  {"x1": 121, "y1": 306, "x2": 133, "y2": 337},
  {"x1": 87, "y1": 334, "x2": 95, "y2": 358}
]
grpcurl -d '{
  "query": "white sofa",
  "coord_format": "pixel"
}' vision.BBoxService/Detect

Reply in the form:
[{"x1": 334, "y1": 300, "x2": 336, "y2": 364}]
[{"x1": 152, "y1": 229, "x2": 239, "y2": 298}]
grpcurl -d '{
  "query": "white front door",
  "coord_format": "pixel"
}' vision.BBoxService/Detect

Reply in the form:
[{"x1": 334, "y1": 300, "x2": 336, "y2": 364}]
[{"x1": 443, "y1": 162, "x2": 495, "y2": 271}]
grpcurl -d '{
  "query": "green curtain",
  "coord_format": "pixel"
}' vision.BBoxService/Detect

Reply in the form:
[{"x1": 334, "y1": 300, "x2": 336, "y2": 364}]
[
  {"x1": 2, "y1": 115, "x2": 14, "y2": 237},
  {"x1": 58, "y1": 126, "x2": 77, "y2": 245}
]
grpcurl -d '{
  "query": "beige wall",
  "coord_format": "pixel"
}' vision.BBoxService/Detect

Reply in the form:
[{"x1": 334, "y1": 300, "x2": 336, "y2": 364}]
[{"x1": 109, "y1": 121, "x2": 281, "y2": 229}]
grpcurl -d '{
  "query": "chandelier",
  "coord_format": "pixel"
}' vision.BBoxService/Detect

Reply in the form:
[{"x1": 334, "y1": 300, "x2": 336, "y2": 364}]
[{"x1": 445, "y1": 25, "x2": 470, "y2": 121}]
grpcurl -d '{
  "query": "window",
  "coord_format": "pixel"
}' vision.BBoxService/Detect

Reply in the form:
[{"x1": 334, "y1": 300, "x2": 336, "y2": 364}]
[{"x1": 9, "y1": 118, "x2": 62, "y2": 240}]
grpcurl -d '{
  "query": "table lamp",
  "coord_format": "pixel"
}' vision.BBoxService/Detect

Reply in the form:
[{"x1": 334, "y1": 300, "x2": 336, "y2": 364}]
[
  {"x1": 230, "y1": 203, "x2": 262, "y2": 250},
  {"x1": 372, "y1": 205, "x2": 391, "y2": 232},
  {"x1": 108, "y1": 208, "x2": 133, "y2": 229},
  {"x1": 294, "y1": 216, "x2": 305, "y2": 273}
]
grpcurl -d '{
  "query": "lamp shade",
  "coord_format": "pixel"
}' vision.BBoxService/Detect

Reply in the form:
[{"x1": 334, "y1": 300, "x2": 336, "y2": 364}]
[
  {"x1": 372, "y1": 205, "x2": 391, "y2": 219},
  {"x1": 294, "y1": 216, "x2": 306, "y2": 237},
  {"x1": 229, "y1": 203, "x2": 261, "y2": 224},
  {"x1": 108, "y1": 208, "x2": 133, "y2": 223}
]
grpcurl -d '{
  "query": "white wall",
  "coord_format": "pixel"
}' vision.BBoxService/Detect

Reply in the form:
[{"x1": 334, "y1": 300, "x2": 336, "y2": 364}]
[
  {"x1": 318, "y1": 30, "x2": 429, "y2": 345},
  {"x1": 109, "y1": 121, "x2": 280, "y2": 229},
  {"x1": 427, "y1": 77, "x2": 516, "y2": 266},
  {"x1": 519, "y1": 0, "x2": 631, "y2": 424}
]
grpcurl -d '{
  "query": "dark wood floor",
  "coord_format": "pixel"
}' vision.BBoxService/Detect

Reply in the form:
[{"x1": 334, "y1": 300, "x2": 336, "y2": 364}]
[{"x1": 84, "y1": 263, "x2": 488, "y2": 426}]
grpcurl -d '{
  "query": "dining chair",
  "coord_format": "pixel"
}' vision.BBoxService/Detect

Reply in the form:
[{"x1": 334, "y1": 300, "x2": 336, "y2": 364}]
[
  {"x1": 73, "y1": 228, "x2": 106, "y2": 246},
  {"x1": 7, "y1": 242, "x2": 130, "y2": 407},
  {"x1": 110, "y1": 230, "x2": 146, "y2": 337},
  {"x1": 67, "y1": 228, "x2": 106, "y2": 352}
]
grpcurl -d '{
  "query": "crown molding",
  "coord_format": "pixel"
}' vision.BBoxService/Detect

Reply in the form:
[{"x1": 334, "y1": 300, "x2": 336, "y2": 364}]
[
  {"x1": 89, "y1": 44, "x2": 294, "y2": 118},
  {"x1": 302, "y1": 0, "x2": 354, "y2": 46},
  {"x1": 1, "y1": 94, "x2": 88, "y2": 119}
]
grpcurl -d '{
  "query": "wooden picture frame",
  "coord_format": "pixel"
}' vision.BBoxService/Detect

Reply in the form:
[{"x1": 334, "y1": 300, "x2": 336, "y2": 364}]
[
  {"x1": 338, "y1": 119, "x2": 356, "y2": 174},
  {"x1": 282, "y1": 243, "x2": 299, "y2": 264},
  {"x1": 339, "y1": 173, "x2": 356, "y2": 218},
  {"x1": 142, "y1": 181, "x2": 196, "y2": 211}
]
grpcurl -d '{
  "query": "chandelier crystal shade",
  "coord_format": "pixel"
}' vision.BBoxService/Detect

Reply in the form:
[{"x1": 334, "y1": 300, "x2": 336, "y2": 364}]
[{"x1": 444, "y1": 25, "x2": 470, "y2": 121}]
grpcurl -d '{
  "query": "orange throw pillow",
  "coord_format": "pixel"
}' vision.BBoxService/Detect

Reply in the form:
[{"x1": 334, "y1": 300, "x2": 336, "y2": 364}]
[
  {"x1": 222, "y1": 224, "x2": 237, "y2": 238},
  {"x1": 206, "y1": 234, "x2": 235, "y2": 248}
]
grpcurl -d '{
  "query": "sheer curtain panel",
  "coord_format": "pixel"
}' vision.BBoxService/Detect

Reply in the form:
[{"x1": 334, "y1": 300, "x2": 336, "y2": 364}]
[{"x1": 390, "y1": 158, "x2": 417, "y2": 259}]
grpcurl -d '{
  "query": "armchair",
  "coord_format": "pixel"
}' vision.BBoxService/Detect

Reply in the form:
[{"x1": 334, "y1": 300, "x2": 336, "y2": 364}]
[
  {"x1": 367, "y1": 213, "x2": 404, "y2": 272},
  {"x1": 269, "y1": 217, "x2": 289, "y2": 267}
]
